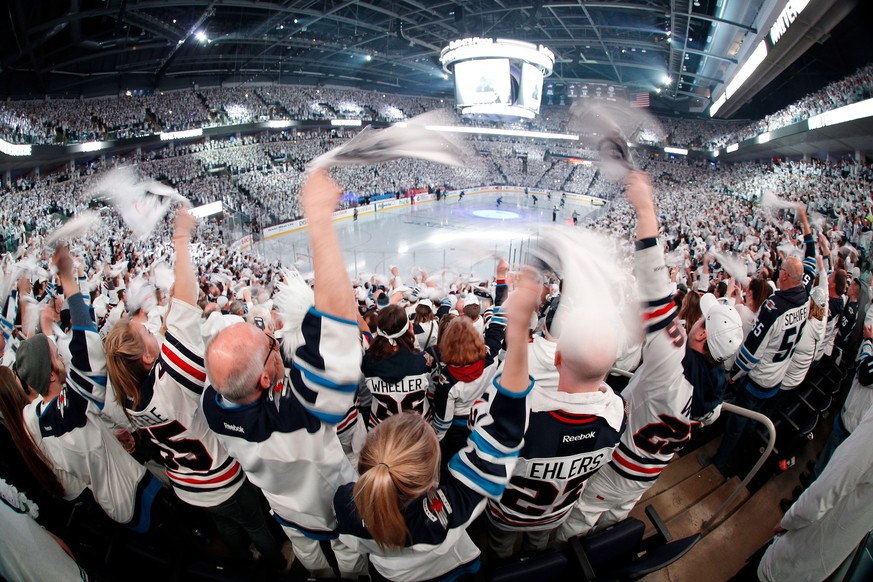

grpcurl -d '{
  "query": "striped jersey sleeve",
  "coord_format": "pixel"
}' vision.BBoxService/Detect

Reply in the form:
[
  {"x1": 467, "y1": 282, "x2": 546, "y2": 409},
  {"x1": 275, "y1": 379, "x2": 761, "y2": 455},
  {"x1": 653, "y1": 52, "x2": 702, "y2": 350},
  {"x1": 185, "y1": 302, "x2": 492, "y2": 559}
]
[
  {"x1": 634, "y1": 238, "x2": 679, "y2": 335},
  {"x1": 448, "y1": 374, "x2": 531, "y2": 499},
  {"x1": 65, "y1": 292, "x2": 108, "y2": 409},
  {"x1": 161, "y1": 299, "x2": 207, "y2": 395},
  {"x1": 801, "y1": 234, "x2": 816, "y2": 294},
  {"x1": 289, "y1": 308, "x2": 363, "y2": 425},
  {"x1": 733, "y1": 300, "x2": 781, "y2": 376}
]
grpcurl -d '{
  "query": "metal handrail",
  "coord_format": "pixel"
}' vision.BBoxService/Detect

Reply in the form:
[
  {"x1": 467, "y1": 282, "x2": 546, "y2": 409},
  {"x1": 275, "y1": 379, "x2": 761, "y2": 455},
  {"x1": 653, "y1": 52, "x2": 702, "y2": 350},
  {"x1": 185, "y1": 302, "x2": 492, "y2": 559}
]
[
  {"x1": 606, "y1": 366, "x2": 778, "y2": 534},
  {"x1": 701, "y1": 402, "x2": 776, "y2": 532}
]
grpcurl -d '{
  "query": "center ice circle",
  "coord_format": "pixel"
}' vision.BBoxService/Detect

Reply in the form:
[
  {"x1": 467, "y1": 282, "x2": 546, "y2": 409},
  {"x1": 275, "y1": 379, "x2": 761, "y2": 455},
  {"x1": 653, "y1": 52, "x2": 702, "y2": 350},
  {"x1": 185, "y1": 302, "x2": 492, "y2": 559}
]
[{"x1": 472, "y1": 210, "x2": 520, "y2": 220}]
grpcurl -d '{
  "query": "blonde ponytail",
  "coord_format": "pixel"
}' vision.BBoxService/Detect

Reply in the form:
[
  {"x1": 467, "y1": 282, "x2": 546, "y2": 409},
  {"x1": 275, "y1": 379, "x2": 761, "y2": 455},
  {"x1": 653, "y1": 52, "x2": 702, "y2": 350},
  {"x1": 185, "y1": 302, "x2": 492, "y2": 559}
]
[{"x1": 354, "y1": 413, "x2": 441, "y2": 549}]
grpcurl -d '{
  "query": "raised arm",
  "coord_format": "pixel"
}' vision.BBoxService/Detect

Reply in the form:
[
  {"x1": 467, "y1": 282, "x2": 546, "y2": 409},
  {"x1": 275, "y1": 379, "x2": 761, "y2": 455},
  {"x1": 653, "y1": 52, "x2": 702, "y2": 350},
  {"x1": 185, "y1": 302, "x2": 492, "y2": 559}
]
[
  {"x1": 498, "y1": 273, "x2": 539, "y2": 393},
  {"x1": 54, "y1": 245, "x2": 108, "y2": 406},
  {"x1": 796, "y1": 203, "x2": 816, "y2": 293},
  {"x1": 301, "y1": 169, "x2": 356, "y2": 321},
  {"x1": 172, "y1": 207, "x2": 198, "y2": 306},
  {"x1": 626, "y1": 172, "x2": 658, "y2": 241}
]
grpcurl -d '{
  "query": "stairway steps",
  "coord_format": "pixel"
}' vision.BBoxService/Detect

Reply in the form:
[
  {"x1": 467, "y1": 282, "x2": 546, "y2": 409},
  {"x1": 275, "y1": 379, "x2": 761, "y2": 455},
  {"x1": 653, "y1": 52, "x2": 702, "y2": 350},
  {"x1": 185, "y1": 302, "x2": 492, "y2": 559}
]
[
  {"x1": 662, "y1": 476, "x2": 748, "y2": 539},
  {"x1": 640, "y1": 439, "x2": 720, "y2": 503},
  {"x1": 629, "y1": 465, "x2": 727, "y2": 538}
]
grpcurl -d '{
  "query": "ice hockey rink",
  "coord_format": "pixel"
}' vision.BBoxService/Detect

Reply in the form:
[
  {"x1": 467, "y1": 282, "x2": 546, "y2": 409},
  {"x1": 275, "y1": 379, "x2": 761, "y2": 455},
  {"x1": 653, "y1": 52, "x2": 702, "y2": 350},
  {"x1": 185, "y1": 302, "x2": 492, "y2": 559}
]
[{"x1": 255, "y1": 189, "x2": 606, "y2": 281}]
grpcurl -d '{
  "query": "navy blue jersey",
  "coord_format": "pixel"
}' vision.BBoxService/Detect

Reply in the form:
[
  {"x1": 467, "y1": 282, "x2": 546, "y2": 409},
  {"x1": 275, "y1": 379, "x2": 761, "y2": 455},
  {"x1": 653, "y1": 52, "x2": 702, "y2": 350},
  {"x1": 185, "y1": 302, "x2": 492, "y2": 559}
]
[{"x1": 487, "y1": 385, "x2": 626, "y2": 530}]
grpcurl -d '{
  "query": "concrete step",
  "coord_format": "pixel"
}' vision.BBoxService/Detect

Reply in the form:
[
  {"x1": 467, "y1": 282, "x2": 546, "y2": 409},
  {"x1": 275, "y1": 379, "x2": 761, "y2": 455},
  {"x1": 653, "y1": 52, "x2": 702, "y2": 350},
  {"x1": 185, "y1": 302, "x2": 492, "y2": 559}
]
[
  {"x1": 663, "y1": 476, "x2": 749, "y2": 539},
  {"x1": 629, "y1": 465, "x2": 727, "y2": 537},
  {"x1": 640, "y1": 438, "x2": 720, "y2": 503},
  {"x1": 641, "y1": 437, "x2": 824, "y2": 582}
]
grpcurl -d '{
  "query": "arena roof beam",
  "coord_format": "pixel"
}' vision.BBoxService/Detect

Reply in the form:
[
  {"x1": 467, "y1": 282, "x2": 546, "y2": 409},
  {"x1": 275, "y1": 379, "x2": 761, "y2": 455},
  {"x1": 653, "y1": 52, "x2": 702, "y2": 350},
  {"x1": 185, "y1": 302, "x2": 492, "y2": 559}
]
[
  {"x1": 668, "y1": 0, "x2": 693, "y2": 99},
  {"x1": 154, "y1": 1, "x2": 216, "y2": 85},
  {"x1": 682, "y1": 47, "x2": 736, "y2": 64},
  {"x1": 577, "y1": 1, "x2": 621, "y2": 83}
]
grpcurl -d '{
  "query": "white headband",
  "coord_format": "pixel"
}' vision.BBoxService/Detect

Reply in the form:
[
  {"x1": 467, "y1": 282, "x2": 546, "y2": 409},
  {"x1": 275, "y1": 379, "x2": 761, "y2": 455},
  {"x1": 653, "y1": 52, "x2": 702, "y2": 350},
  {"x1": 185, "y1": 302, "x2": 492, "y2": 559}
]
[{"x1": 376, "y1": 325, "x2": 408, "y2": 345}]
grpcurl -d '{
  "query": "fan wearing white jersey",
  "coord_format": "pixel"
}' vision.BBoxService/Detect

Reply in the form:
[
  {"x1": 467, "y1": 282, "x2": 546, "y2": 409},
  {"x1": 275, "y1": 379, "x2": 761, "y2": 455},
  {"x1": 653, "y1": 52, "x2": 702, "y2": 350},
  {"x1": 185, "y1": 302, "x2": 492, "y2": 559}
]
[
  {"x1": 558, "y1": 172, "x2": 744, "y2": 540},
  {"x1": 18, "y1": 245, "x2": 160, "y2": 532},
  {"x1": 103, "y1": 208, "x2": 284, "y2": 569},
  {"x1": 201, "y1": 169, "x2": 367, "y2": 579}
]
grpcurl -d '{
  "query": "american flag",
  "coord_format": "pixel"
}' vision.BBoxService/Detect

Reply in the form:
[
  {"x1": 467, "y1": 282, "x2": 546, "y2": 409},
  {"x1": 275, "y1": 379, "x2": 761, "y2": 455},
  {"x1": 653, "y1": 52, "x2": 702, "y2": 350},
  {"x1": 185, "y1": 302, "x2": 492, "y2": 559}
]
[{"x1": 630, "y1": 92, "x2": 650, "y2": 108}]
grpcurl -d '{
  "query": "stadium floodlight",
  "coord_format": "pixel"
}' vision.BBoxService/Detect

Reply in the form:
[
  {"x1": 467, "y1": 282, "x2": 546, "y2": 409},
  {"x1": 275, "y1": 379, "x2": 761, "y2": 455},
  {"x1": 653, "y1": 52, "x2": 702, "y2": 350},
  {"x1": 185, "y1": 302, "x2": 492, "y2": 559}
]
[
  {"x1": 662, "y1": 74, "x2": 672, "y2": 85},
  {"x1": 664, "y1": 146, "x2": 688, "y2": 156},
  {"x1": 808, "y1": 97, "x2": 873, "y2": 130},
  {"x1": 79, "y1": 141, "x2": 108, "y2": 153},
  {"x1": 0, "y1": 138, "x2": 32, "y2": 157},
  {"x1": 460, "y1": 103, "x2": 536, "y2": 120},
  {"x1": 195, "y1": 31, "x2": 208, "y2": 43},
  {"x1": 365, "y1": 54, "x2": 372, "y2": 61},
  {"x1": 190, "y1": 201, "x2": 224, "y2": 218},
  {"x1": 725, "y1": 41, "x2": 768, "y2": 100},
  {"x1": 160, "y1": 128, "x2": 203, "y2": 141},
  {"x1": 423, "y1": 125, "x2": 578, "y2": 141}
]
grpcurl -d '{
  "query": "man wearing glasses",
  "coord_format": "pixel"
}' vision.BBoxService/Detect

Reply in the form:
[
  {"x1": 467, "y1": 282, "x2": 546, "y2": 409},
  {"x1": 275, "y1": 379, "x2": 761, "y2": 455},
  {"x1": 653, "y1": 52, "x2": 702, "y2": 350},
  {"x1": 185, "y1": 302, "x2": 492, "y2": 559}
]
[{"x1": 202, "y1": 169, "x2": 366, "y2": 579}]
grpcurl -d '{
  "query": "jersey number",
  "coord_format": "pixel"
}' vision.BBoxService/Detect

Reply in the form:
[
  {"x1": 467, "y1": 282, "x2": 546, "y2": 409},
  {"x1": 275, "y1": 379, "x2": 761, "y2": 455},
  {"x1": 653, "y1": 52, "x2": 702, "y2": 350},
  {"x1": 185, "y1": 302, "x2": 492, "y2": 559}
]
[
  {"x1": 499, "y1": 472, "x2": 594, "y2": 518},
  {"x1": 634, "y1": 414, "x2": 693, "y2": 455},
  {"x1": 664, "y1": 320, "x2": 685, "y2": 348},
  {"x1": 773, "y1": 322, "x2": 805, "y2": 363},
  {"x1": 372, "y1": 391, "x2": 427, "y2": 421},
  {"x1": 144, "y1": 420, "x2": 213, "y2": 472}
]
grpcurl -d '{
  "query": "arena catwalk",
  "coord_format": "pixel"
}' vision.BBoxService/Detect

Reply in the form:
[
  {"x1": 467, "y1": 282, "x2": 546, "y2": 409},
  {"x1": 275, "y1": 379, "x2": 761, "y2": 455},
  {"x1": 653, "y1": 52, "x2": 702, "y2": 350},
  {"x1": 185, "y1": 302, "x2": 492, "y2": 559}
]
[{"x1": 259, "y1": 191, "x2": 601, "y2": 280}]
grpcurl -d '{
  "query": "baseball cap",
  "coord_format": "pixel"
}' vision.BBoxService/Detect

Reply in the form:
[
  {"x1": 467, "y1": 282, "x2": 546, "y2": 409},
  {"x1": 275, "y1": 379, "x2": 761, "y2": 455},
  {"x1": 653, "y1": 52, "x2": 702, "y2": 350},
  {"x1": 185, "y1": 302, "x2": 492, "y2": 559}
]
[
  {"x1": 810, "y1": 287, "x2": 827, "y2": 308},
  {"x1": 14, "y1": 334, "x2": 53, "y2": 396},
  {"x1": 700, "y1": 293, "x2": 744, "y2": 362}
]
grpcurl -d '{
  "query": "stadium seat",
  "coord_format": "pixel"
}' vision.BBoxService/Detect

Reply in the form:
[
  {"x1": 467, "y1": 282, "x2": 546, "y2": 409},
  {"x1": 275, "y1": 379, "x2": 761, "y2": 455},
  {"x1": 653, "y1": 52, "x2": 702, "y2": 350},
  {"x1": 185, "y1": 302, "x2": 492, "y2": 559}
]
[
  {"x1": 488, "y1": 551, "x2": 570, "y2": 582},
  {"x1": 567, "y1": 506, "x2": 701, "y2": 581},
  {"x1": 798, "y1": 385, "x2": 832, "y2": 413}
]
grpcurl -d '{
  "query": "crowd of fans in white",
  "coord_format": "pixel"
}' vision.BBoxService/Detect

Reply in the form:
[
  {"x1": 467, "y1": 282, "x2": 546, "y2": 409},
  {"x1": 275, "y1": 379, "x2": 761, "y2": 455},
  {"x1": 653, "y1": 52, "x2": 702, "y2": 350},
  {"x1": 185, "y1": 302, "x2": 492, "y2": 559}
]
[
  {"x1": 2, "y1": 63, "x2": 873, "y2": 581},
  {"x1": 2, "y1": 63, "x2": 869, "y2": 152}
]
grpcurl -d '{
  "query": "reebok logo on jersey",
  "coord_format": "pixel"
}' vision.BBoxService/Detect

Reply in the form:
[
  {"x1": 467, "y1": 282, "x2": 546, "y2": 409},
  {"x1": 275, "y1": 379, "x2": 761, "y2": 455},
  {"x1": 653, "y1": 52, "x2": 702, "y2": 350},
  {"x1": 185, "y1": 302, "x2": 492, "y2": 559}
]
[
  {"x1": 223, "y1": 422, "x2": 245, "y2": 434},
  {"x1": 563, "y1": 431, "x2": 596, "y2": 443}
]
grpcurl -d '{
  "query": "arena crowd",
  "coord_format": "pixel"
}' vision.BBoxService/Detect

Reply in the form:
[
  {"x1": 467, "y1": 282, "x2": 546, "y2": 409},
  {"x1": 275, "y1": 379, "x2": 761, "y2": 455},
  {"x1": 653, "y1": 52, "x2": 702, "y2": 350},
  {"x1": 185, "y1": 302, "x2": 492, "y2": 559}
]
[{"x1": 1, "y1": 65, "x2": 873, "y2": 582}]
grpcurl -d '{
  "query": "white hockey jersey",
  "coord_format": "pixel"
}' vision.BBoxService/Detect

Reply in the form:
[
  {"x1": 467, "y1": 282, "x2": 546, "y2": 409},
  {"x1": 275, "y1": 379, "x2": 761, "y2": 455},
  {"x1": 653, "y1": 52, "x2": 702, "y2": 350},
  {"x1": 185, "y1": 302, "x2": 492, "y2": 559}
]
[
  {"x1": 123, "y1": 300, "x2": 244, "y2": 507},
  {"x1": 23, "y1": 292, "x2": 152, "y2": 527},
  {"x1": 609, "y1": 239, "x2": 711, "y2": 483},
  {"x1": 202, "y1": 308, "x2": 361, "y2": 538},
  {"x1": 839, "y1": 338, "x2": 873, "y2": 434}
]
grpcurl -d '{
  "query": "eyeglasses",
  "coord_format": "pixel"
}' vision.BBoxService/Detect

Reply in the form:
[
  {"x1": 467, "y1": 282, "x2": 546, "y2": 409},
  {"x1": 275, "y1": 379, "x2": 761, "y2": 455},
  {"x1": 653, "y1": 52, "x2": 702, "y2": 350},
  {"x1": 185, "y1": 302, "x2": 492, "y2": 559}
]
[
  {"x1": 254, "y1": 332, "x2": 280, "y2": 393},
  {"x1": 263, "y1": 333, "x2": 278, "y2": 368}
]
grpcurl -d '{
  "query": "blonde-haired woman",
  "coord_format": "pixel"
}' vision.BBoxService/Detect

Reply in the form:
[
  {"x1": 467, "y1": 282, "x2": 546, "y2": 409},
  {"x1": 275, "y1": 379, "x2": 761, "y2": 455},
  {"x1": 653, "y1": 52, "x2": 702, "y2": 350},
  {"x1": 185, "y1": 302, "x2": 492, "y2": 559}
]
[{"x1": 333, "y1": 275, "x2": 538, "y2": 582}]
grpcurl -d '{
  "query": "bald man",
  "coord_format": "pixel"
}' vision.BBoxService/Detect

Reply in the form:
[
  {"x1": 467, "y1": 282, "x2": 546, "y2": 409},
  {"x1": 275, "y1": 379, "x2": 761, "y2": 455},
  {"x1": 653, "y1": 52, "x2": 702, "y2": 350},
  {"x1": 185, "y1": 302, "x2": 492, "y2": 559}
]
[
  {"x1": 557, "y1": 172, "x2": 744, "y2": 540},
  {"x1": 201, "y1": 170, "x2": 365, "y2": 579},
  {"x1": 711, "y1": 207, "x2": 817, "y2": 476},
  {"x1": 486, "y1": 304, "x2": 627, "y2": 558}
]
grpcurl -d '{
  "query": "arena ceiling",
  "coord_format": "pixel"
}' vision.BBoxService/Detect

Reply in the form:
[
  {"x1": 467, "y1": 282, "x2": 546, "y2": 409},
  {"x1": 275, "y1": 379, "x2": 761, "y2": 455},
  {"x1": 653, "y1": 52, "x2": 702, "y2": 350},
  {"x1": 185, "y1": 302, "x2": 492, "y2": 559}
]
[{"x1": 2, "y1": 0, "x2": 756, "y2": 109}]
